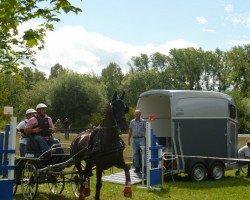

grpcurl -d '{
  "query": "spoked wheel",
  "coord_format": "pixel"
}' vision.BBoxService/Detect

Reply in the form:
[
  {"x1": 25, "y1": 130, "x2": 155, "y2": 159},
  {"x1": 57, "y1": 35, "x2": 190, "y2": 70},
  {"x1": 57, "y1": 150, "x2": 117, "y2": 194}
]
[
  {"x1": 71, "y1": 164, "x2": 86, "y2": 198},
  {"x1": 48, "y1": 174, "x2": 65, "y2": 194},
  {"x1": 13, "y1": 172, "x2": 18, "y2": 196},
  {"x1": 21, "y1": 162, "x2": 38, "y2": 200},
  {"x1": 71, "y1": 166, "x2": 81, "y2": 198}
]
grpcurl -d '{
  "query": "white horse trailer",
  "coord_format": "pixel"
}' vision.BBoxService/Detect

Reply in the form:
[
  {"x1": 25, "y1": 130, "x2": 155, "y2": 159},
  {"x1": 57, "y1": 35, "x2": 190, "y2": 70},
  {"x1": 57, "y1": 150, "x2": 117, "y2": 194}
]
[{"x1": 136, "y1": 90, "x2": 238, "y2": 181}]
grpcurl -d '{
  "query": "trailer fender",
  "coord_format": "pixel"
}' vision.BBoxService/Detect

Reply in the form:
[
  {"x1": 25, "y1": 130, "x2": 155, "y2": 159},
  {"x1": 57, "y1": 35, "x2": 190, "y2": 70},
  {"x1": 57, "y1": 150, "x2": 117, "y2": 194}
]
[{"x1": 185, "y1": 158, "x2": 208, "y2": 174}]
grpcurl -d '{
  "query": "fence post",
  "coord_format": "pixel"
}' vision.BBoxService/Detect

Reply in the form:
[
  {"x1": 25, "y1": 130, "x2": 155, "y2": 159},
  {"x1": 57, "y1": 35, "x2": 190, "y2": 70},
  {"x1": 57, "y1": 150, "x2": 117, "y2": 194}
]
[
  {"x1": 0, "y1": 117, "x2": 17, "y2": 200},
  {"x1": 146, "y1": 122, "x2": 163, "y2": 190}
]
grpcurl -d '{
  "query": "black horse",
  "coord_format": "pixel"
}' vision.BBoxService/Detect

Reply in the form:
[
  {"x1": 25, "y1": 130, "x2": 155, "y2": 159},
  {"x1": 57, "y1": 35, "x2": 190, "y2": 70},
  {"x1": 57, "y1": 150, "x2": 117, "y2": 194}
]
[{"x1": 70, "y1": 92, "x2": 132, "y2": 200}]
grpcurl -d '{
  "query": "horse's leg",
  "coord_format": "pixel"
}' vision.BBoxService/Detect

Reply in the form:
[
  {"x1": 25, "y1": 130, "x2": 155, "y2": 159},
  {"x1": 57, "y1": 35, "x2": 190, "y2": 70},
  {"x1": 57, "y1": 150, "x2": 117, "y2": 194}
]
[
  {"x1": 82, "y1": 161, "x2": 93, "y2": 197},
  {"x1": 75, "y1": 161, "x2": 86, "y2": 200},
  {"x1": 95, "y1": 166, "x2": 103, "y2": 200},
  {"x1": 116, "y1": 160, "x2": 132, "y2": 197}
]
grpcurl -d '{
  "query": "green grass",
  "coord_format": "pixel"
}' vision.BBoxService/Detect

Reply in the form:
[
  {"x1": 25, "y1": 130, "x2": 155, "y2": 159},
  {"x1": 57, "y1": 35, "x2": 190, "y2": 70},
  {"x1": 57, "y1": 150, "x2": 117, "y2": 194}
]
[{"x1": 13, "y1": 134, "x2": 250, "y2": 200}]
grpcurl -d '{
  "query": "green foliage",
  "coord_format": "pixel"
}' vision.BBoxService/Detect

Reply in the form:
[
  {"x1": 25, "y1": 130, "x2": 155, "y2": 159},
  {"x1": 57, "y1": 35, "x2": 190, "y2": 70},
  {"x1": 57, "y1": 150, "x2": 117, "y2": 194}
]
[
  {"x1": 0, "y1": 73, "x2": 26, "y2": 128},
  {"x1": 49, "y1": 63, "x2": 66, "y2": 79},
  {"x1": 150, "y1": 52, "x2": 168, "y2": 72},
  {"x1": 0, "y1": 0, "x2": 82, "y2": 73},
  {"x1": 168, "y1": 48, "x2": 204, "y2": 90},
  {"x1": 19, "y1": 67, "x2": 46, "y2": 89},
  {"x1": 49, "y1": 72, "x2": 107, "y2": 128},
  {"x1": 122, "y1": 70, "x2": 161, "y2": 106},
  {"x1": 101, "y1": 62, "x2": 124, "y2": 99},
  {"x1": 228, "y1": 90, "x2": 250, "y2": 134},
  {"x1": 225, "y1": 44, "x2": 250, "y2": 97},
  {"x1": 88, "y1": 112, "x2": 103, "y2": 127},
  {"x1": 129, "y1": 53, "x2": 150, "y2": 72},
  {"x1": 17, "y1": 79, "x2": 54, "y2": 120}
]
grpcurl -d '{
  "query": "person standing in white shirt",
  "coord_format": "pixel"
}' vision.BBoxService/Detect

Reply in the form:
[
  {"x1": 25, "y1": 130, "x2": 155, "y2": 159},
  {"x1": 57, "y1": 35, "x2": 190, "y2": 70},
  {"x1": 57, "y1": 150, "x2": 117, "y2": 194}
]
[
  {"x1": 128, "y1": 110, "x2": 146, "y2": 173},
  {"x1": 238, "y1": 140, "x2": 250, "y2": 177},
  {"x1": 16, "y1": 108, "x2": 37, "y2": 157}
]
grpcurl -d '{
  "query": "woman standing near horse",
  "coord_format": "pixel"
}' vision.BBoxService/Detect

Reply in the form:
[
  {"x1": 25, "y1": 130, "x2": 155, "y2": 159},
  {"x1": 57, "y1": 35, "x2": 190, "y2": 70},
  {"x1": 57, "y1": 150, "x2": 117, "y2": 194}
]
[{"x1": 70, "y1": 92, "x2": 132, "y2": 200}]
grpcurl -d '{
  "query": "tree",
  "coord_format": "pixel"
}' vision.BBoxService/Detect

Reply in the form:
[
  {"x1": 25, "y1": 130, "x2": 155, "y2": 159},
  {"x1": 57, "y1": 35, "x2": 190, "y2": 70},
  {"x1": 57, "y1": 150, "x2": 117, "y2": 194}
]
[
  {"x1": 225, "y1": 44, "x2": 250, "y2": 97},
  {"x1": 101, "y1": 62, "x2": 123, "y2": 99},
  {"x1": 122, "y1": 70, "x2": 160, "y2": 106},
  {"x1": 228, "y1": 89, "x2": 250, "y2": 134},
  {"x1": 129, "y1": 54, "x2": 150, "y2": 72},
  {"x1": 0, "y1": 0, "x2": 81, "y2": 74},
  {"x1": 150, "y1": 52, "x2": 168, "y2": 72},
  {"x1": 168, "y1": 48, "x2": 204, "y2": 90},
  {"x1": 0, "y1": 73, "x2": 26, "y2": 128},
  {"x1": 49, "y1": 63, "x2": 66, "y2": 79},
  {"x1": 49, "y1": 72, "x2": 107, "y2": 128},
  {"x1": 19, "y1": 66, "x2": 46, "y2": 89},
  {"x1": 17, "y1": 79, "x2": 54, "y2": 119},
  {"x1": 201, "y1": 49, "x2": 231, "y2": 91}
]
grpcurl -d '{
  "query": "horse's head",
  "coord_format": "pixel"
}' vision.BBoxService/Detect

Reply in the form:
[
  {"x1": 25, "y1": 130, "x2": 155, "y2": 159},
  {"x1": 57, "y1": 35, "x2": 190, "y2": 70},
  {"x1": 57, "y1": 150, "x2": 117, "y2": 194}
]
[{"x1": 111, "y1": 92, "x2": 129, "y2": 132}]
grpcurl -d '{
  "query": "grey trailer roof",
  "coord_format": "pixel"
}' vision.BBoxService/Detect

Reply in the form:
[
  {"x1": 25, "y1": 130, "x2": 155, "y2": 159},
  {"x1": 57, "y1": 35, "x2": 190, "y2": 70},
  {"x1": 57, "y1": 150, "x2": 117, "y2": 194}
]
[
  {"x1": 139, "y1": 90, "x2": 233, "y2": 102},
  {"x1": 138, "y1": 90, "x2": 236, "y2": 119}
]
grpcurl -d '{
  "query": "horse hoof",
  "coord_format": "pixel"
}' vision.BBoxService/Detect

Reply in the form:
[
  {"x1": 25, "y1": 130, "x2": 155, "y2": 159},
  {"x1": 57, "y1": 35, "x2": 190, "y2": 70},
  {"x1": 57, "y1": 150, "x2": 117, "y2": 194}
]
[
  {"x1": 84, "y1": 187, "x2": 91, "y2": 197},
  {"x1": 123, "y1": 187, "x2": 132, "y2": 198},
  {"x1": 78, "y1": 192, "x2": 85, "y2": 200}
]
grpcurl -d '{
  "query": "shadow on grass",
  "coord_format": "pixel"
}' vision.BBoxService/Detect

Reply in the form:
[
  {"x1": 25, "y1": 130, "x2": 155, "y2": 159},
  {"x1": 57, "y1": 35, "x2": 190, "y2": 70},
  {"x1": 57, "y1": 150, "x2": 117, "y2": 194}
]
[
  {"x1": 164, "y1": 174, "x2": 250, "y2": 190},
  {"x1": 14, "y1": 192, "x2": 73, "y2": 200},
  {"x1": 130, "y1": 175, "x2": 250, "y2": 199}
]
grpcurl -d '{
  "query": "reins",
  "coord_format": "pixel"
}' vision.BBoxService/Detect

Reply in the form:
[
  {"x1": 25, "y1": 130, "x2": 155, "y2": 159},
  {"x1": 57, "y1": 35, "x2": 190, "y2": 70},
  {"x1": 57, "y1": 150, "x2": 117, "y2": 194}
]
[{"x1": 95, "y1": 125, "x2": 118, "y2": 130}]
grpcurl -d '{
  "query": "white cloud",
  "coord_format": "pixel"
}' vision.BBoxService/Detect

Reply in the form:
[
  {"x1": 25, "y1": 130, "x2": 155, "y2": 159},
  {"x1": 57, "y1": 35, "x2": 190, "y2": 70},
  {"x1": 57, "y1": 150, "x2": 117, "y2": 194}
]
[
  {"x1": 242, "y1": 35, "x2": 250, "y2": 39},
  {"x1": 229, "y1": 14, "x2": 250, "y2": 28},
  {"x1": 202, "y1": 28, "x2": 215, "y2": 33},
  {"x1": 196, "y1": 16, "x2": 208, "y2": 24},
  {"x1": 227, "y1": 40, "x2": 250, "y2": 46},
  {"x1": 33, "y1": 25, "x2": 198, "y2": 76},
  {"x1": 225, "y1": 4, "x2": 233, "y2": 13}
]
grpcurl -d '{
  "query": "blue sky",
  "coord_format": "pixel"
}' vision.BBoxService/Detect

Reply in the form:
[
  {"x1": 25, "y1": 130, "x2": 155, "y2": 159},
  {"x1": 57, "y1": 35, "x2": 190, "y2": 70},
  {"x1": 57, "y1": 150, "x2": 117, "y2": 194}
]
[{"x1": 27, "y1": 0, "x2": 250, "y2": 76}]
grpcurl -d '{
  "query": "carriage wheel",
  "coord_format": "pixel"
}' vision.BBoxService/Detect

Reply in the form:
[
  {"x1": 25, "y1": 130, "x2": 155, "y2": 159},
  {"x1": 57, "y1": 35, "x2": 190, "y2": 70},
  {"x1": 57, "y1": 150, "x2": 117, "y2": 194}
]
[
  {"x1": 71, "y1": 164, "x2": 87, "y2": 198},
  {"x1": 21, "y1": 162, "x2": 38, "y2": 200},
  {"x1": 13, "y1": 172, "x2": 18, "y2": 196},
  {"x1": 48, "y1": 175, "x2": 65, "y2": 194}
]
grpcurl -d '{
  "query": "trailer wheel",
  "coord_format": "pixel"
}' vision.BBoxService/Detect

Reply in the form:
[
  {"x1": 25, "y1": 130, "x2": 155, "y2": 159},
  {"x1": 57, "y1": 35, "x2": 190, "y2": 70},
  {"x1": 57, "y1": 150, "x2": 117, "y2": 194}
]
[
  {"x1": 208, "y1": 162, "x2": 224, "y2": 180},
  {"x1": 189, "y1": 163, "x2": 206, "y2": 182}
]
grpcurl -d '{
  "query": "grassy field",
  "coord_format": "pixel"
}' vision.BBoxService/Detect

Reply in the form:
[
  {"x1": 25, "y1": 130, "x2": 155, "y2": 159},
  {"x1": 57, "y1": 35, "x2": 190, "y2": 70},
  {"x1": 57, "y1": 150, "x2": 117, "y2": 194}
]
[{"x1": 13, "y1": 133, "x2": 250, "y2": 200}]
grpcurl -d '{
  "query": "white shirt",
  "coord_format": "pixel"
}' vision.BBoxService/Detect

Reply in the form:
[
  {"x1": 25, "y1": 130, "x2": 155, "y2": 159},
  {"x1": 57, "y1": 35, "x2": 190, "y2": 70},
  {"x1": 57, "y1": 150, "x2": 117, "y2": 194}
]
[
  {"x1": 238, "y1": 145, "x2": 250, "y2": 159},
  {"x1": 16, "y1": 119, "x2": 28, "y2": 144}
]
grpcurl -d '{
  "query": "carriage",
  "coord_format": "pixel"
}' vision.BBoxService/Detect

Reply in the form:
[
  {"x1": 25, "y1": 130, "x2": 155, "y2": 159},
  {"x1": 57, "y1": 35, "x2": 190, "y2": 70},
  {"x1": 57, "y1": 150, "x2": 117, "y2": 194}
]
[
  {"x1": 13, "y1": 143, "x2": 86, "y2": 200},
  {"x1": 13, "y1": 92, "x2": 132, "y2": 200}
]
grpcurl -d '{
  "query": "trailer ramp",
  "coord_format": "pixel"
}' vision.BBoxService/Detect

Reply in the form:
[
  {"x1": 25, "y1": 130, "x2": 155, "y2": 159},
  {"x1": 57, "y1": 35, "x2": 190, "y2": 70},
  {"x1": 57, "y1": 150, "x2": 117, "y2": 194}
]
[{"x1": 102, "y1": 169, "x2": 143, "y2": 184}]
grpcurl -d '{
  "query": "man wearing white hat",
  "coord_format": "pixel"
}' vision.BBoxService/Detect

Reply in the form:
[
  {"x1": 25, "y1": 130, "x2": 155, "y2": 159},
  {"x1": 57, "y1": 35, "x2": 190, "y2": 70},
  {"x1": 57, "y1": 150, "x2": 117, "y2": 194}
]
[
  {"x1": 16, "y1": 108, "x2": 37, "y2": 157},
  {"x1": 25, "y1": 103, "x2": 60, "y2": 153}
]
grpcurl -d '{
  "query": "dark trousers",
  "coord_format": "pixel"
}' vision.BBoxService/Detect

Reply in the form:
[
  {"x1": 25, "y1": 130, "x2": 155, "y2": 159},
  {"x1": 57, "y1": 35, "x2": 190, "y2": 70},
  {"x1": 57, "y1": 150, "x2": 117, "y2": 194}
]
[{"x1": 239, "y1": 161, "x2": 250, "y2": 175}]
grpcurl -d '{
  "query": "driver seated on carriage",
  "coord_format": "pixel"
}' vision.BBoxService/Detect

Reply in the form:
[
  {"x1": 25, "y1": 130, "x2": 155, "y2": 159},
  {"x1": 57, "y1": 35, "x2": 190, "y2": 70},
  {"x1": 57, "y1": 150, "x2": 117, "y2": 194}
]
[{"x1": 24, "y1": 103, "x2": 64, "y2": 159}]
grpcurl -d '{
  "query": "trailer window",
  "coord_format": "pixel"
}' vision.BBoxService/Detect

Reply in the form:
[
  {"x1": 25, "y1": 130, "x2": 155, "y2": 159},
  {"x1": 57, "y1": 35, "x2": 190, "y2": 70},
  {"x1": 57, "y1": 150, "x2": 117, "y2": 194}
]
[{"x1": 229, "y1": 104, "x2": 236, "y2": 119}]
